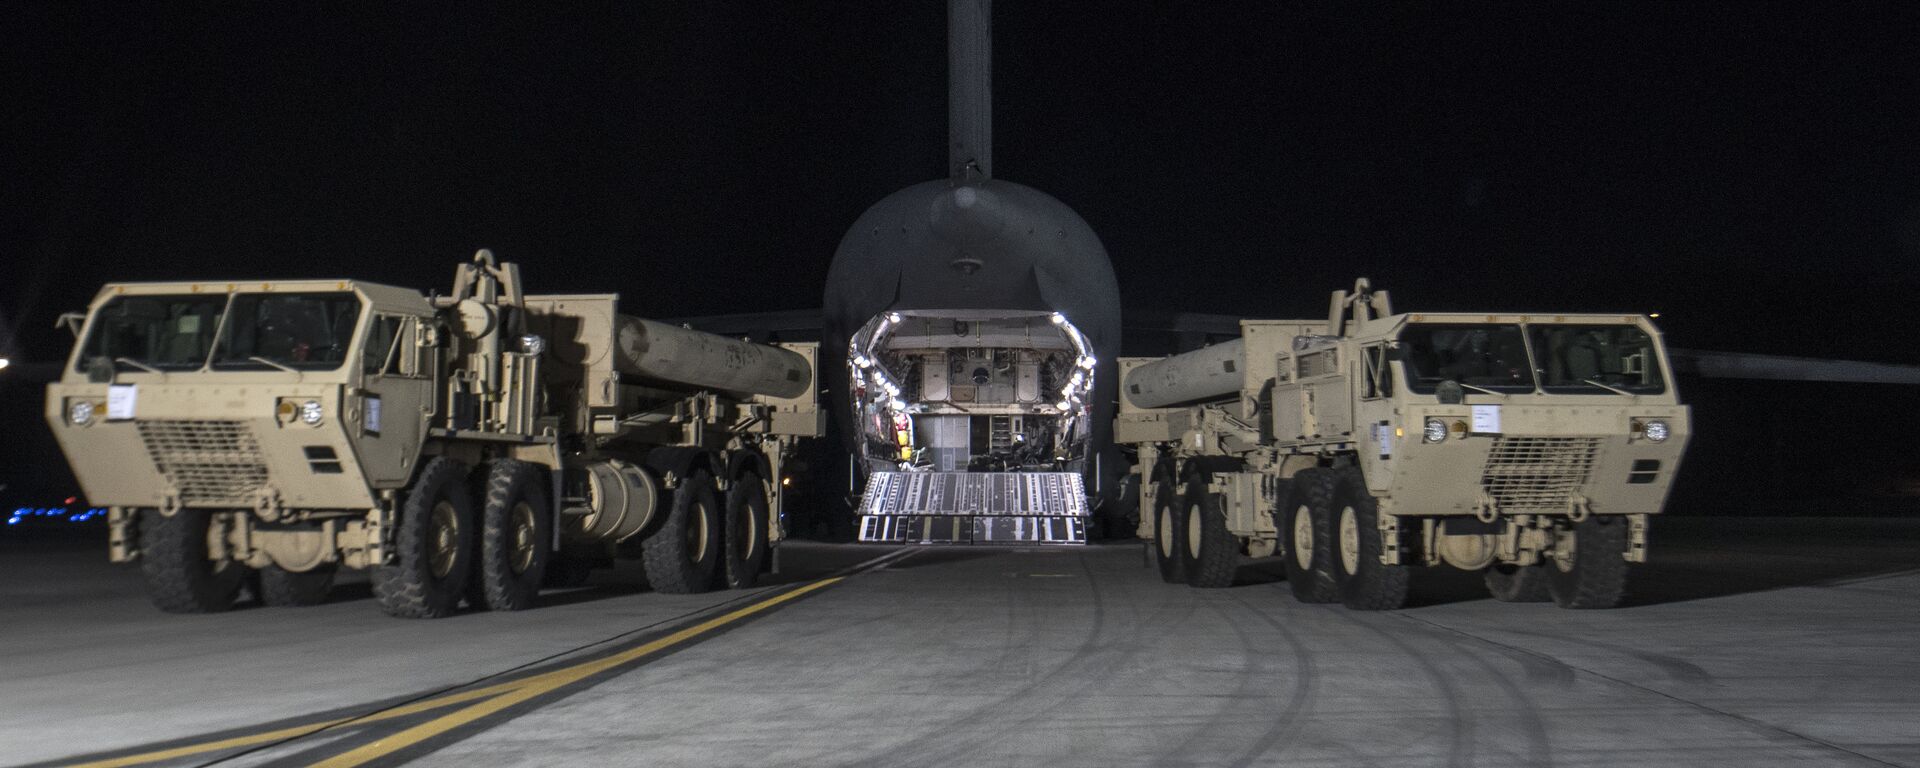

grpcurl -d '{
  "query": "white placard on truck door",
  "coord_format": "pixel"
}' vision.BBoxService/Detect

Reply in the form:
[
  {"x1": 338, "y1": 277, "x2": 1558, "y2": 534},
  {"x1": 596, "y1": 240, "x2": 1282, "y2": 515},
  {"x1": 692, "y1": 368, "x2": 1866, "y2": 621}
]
[
  {"x1": 1470, "y1": 404, "x2": 1501, "y2": 434},
  {"x1": 106, "y1": 385, "x2": 137, "y2": 420}
]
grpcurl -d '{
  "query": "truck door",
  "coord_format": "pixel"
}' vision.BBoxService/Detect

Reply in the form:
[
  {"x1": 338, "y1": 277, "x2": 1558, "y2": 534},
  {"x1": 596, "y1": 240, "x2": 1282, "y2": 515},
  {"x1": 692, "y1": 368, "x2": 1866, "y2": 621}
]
[{"x1": 351, "y1": 313, "x2": 434, "y2": 489}]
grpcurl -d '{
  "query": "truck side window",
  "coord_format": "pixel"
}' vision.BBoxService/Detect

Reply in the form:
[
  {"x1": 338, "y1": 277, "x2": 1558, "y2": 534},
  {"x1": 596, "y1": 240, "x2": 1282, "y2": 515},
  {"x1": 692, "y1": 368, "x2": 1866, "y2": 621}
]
[
  {"x1": 362, "y1": 314, "x2": 406, "y2": 375},
  {"x1": 1362, "y1": 344, "x2": 1393, "y2": 399}
]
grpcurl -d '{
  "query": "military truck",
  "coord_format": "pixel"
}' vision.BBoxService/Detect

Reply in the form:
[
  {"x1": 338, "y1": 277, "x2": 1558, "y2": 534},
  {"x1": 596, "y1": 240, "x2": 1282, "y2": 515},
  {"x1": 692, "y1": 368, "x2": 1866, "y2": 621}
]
[
  {"x1": 1116, "y1": 279, "x2": 1689, "y2": 609},
  {"x1": 43, "y1": 250, "x2": 822, "y2": 618}
]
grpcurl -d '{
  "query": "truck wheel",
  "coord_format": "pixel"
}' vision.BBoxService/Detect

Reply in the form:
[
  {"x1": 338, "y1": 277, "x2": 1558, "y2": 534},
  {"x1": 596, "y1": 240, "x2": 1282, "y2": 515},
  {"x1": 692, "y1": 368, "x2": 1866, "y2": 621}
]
[
  {"x1": 722, "y1": 471, "x2": 771, "y2": 590},
  {"x1": 260, "y1": 564, "x2": 336, "y2": 607},
  {"x1": 471, "y1": 459, "x2": 551, "y2": 611},
  {"x1": 643, "y1": 469, "x2": 723, "y2": 594},
  {"x1": 1183, "y1": 473, "x2": 1238, "y2": 588},
  {"x1": 1279, "y1": 469, "x2": 1339, "y2": 604},
  {"x1": 372, "y1": 457, "x2": 476, "y2": 618},
  {"x1": 1331, "y1": 469, "x2": 1409, "y2": 610},
  {"x1": 1547, "y1": 515, "x2": 1630, "y2": 609},
  {"x1": 1151, "y1": 476, "x2": 1187, "y2": 584},
  {"x1": 139, "y1": 508, "x2": 245, "y2": 613},
  {"x1": 1483, "y1": 562, "x2": 1551, "y2": 602}
]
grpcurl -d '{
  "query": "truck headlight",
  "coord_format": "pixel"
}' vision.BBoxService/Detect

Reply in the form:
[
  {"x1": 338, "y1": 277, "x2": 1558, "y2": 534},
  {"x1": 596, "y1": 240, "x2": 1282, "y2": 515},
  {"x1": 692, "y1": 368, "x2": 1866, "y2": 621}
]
[
  {"x1": 1642, "y1": 419, "x2": 1670, "y2": 442},
  {"x1": 69, "y1": 400, "x2": 95, "y2": 426},
  {"x1": 1423, "y1": 417, "x2": 1447, "y2": 444},
  {"x1": 299, "y1": 400, "x2": 325, "y2": 426}
]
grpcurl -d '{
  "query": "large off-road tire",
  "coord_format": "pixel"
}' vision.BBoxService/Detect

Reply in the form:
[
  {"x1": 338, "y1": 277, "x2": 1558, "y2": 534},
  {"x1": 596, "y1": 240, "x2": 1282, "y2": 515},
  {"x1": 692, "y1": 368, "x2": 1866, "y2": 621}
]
[
  {"x1": 1280, "y1": 469, "x2": 1340, "y2": 604},
  {"x1": 1183, "y1": 471, "x2": 1239, "y2": 588},
  {"x1": 470, "y1": 459, "x2": 551, "y2": 611},
  {"x1": 642, "y1": 469, "x2": 723, "y2": 594},
  {"x1": 372, "y1": 457, "x2": 476, "y2": 618},
  {"x1": 1484, "y1": 561, "x2": 1552, "y2": 602},
  {"x1": 139, "y1": 508, "x2": 245, "y2": 613},
  {"x1": 259, "y1": 564, "x2": 335, "y2": 607},
  {"x1": 1330, "y1": 468, "x2": 1409, "y2": 611},
  {"x1": 1548, "y1": 515, "x2": 1631, "y2": 609},
  {"x1": 1151, "y1": 476, "x2": 1187, "y2": 584},
  {"x1": 722, "y1": 471, "x2": 771, "y2": 590}
]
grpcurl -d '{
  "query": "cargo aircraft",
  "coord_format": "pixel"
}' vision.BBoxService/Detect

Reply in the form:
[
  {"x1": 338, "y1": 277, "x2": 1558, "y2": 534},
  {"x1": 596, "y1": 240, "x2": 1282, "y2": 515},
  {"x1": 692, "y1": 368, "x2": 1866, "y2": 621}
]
[{"x1": 666, "y1": 0, "x2": 1920, "y2": 546}]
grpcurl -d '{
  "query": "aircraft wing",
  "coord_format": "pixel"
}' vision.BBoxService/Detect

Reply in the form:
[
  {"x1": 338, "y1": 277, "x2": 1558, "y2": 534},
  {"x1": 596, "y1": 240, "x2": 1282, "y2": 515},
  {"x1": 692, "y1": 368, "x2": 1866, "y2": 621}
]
[
  {"x1": 642, "y1": 308, "x2": 1920, "y2": 386},
  {"x1": 1666, "y1": 349, "x2": 1920, "y2": 385}
]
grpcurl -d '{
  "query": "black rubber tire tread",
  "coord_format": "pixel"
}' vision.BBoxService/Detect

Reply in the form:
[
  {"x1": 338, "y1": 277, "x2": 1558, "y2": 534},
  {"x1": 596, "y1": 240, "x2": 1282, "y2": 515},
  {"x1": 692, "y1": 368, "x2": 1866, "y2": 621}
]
[
  {"x1": 259, "y1": 564, "x2": 336, "y2": 607},
  {"x1": 1184, "y1": 472, "x2": 1239, "y2": 588},
  {"x1": 1151, "y1": 476, "x2": 1187, "y2": 584},
  {"x1": 722, "y1": 472, "x2": 771, "y2": 590},
  {"x1": 1484, "y1": 561, "x2": 1553, "y2": 602},
  {"x1": 1280, "y1": 469, "x2": 1340, "y2": 604},
  {"x1": 642, "y1": 469, "x2": 723, "y2": 594},
  {"x1": 1548, "y1": 515, "x2": 1632, "y2": 609},
  {"x1": 372, "y1": 456, "x2": 475, "y2": 618},
  {"x1": 139, "y1": 508, "x2": 244, "y2": 613},
  {"x1": 471, "y1": 459, "x2": 551, "y2": 611},
  {"x1": 1331, "y1": 468, "x2": 1410, "y2": 611}
]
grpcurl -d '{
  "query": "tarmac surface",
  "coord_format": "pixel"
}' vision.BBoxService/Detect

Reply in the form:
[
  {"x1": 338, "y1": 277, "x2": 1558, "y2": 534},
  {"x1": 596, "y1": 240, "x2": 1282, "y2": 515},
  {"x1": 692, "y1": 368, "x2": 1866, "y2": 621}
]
[{"x1": 2, "y1": 516, "x2": 1917, "y2": 767}]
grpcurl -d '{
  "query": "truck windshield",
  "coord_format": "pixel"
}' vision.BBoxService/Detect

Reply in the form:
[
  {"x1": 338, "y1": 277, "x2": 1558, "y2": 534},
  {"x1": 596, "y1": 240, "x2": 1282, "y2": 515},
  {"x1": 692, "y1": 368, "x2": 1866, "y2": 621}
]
[
  {"x1": 1528, "y1": 324, "x2": 1666, "y2": 394},
  {"x1": 75, "y1": 295, "x2": 230, "y2": 372},
  {"x1": 210, "y1": 293, "x2": 362, "y2": 371},
  {"x1": 1399, "y1": 324, "x2": 1537, "y2": 393}
]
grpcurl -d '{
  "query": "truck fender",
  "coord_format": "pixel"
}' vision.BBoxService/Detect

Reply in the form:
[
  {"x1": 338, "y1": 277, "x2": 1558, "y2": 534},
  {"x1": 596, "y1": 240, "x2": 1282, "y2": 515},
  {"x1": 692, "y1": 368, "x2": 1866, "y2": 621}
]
[{"x1": 725, "y1": 450, "x2": 773, "y2": 485}]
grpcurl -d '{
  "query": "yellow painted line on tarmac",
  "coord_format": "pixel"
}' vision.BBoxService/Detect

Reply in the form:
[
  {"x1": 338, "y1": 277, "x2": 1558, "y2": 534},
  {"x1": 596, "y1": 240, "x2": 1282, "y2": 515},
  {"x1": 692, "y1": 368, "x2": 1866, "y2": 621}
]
[
  {"x1": 66, "y1": 575, "x2": 847, "y2": 768},
  {"x1": 313, "y1": 575, "x2": 845, "y2": 767}
]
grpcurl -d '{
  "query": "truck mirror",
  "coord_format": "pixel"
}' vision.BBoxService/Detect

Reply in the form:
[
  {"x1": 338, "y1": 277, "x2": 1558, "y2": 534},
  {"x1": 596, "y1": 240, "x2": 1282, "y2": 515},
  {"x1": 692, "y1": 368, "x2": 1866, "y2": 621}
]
[
  {"x1": 56, "y1": 311, "x2": 85, "y2": 338},
  {"x1": 1622, "y1": 351, "x2": 1644, "y2": 377}
]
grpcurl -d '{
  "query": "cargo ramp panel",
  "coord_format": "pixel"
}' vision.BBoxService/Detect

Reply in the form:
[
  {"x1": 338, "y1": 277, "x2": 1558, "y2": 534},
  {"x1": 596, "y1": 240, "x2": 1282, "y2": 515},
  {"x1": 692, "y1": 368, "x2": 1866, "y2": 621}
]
[{"x1": 857, "y1": 471, "x2": 1088, "y2": 545}]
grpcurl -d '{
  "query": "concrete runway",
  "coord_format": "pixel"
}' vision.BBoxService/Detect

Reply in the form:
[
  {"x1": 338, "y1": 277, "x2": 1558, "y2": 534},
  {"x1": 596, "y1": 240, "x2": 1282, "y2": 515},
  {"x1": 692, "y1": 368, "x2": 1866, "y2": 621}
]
[{"x1": 2, "y1": 517, "x2": 1917, "y2": 767}]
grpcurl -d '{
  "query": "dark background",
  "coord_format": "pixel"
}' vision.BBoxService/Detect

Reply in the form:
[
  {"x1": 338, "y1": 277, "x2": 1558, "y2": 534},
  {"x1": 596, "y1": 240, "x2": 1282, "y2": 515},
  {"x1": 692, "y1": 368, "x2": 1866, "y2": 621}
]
[{"x1": 4, "y1": 2, "x2": 1919, "y2": 514}]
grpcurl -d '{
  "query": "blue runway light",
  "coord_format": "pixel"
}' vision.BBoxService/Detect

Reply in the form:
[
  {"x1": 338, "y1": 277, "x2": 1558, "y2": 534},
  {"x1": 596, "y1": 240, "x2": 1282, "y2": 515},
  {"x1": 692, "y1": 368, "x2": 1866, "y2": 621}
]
[{"x1": 4, "y1": 506, "x2": 106, "y2": 525}]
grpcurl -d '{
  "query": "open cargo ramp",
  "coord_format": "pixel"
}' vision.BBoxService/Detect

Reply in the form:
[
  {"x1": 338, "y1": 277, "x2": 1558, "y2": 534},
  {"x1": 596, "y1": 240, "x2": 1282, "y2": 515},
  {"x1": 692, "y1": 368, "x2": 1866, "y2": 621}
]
[{"x1": 856, "y1": 471, "x2": 1088, "y2": 544}]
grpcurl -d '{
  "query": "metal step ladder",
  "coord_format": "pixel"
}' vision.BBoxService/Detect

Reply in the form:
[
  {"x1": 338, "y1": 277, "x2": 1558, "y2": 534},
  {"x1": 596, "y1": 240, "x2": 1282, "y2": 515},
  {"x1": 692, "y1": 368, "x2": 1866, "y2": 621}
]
[{"x1": 856, "y1": 471, "x2": 1088, "y2": 545}]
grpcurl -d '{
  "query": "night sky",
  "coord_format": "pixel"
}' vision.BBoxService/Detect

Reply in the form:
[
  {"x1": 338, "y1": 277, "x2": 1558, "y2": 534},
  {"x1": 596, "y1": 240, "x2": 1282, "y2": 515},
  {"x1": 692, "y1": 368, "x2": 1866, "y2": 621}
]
[{"x1": 5, "y1": 3, "x2": 1920, "y2": 507}]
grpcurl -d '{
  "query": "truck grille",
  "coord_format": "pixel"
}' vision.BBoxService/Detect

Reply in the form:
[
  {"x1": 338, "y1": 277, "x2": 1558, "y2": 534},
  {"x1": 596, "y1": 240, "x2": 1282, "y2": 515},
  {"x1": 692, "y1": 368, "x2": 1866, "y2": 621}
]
[
  {"x1": 136, "y1": 420, "x2": 271, "y2": 502},
  {"x1": 1479, "y1": 437, "x2": 1601, "y2": 512}
]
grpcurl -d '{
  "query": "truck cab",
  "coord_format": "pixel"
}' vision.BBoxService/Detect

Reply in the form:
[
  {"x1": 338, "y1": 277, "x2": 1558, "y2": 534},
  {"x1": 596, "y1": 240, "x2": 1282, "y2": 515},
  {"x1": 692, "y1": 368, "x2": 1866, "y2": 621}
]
[{"x1": 47, "y1": 279, "x2": 440, "y2": 568}]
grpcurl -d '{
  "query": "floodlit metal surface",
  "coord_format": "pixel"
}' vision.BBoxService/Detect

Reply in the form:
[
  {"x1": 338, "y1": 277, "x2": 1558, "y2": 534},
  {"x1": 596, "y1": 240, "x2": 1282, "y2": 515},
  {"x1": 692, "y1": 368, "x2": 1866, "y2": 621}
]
[
  {"x1": 2, "y1": 518, "x2": 1918, "y2": 766},
  {"x1": 858, "y1": 472, "x2": 1088, "y2": 518},
  {"x1": 857, "y1": 471, "x2": 1089, "y2": 544}
]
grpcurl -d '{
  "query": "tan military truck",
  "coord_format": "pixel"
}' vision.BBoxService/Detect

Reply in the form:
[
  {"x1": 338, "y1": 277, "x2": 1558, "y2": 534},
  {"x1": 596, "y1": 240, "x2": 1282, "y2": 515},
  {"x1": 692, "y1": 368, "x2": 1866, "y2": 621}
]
[
  {"x1": 44, "y1": 250, "x2": 821, "y2": 618},
  {"x1": 1116, "y1": 279, "x2": 1689, "y2": 609}
]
